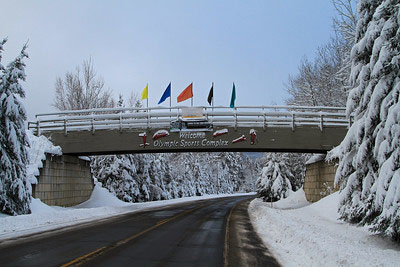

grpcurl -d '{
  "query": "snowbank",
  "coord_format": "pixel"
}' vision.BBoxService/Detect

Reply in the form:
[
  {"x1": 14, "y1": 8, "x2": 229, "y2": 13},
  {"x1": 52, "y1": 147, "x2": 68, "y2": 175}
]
[
  {"x1": 0, "y1": 183, "x2": 254, "y2": 241},
  {"x1": 268, "y1": 188, "x2": 309, "y2": 209},
  {"x1": 26, "y1": 130, "x2": 62, "y2": 185},
  {"x1": 249, "y1": 191, "x2": 400, "y2": 266},
  {"x1": 75, "y1": 183, "x2": 130, "y2": 208}
]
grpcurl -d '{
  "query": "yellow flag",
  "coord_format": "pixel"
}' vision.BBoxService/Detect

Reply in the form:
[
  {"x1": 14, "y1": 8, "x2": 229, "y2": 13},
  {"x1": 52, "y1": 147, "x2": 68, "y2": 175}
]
[{"x1": 141, "y1": 84, "x2": 148, "y2": 100}]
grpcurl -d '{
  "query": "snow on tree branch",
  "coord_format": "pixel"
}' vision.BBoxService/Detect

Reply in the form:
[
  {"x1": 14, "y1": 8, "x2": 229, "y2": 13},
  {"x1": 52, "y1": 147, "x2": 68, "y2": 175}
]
[
  {"x1": 327, "y1": 0, "x2": 400, "y2": 241},
  {"x1": 0, "y1": 39, "x2": 31, "y2": 215}
]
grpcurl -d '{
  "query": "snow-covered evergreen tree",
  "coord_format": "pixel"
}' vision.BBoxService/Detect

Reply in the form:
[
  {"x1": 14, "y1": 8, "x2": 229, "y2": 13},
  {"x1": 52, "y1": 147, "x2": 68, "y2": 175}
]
[
  {"x1": 239, "y1": 155, "x2": 260, "y2": 192},
  {"x1": 286, "y1": 153, "x2": 308, "y2": 191},
  {"x1": 328, "y1": 0, "x2": 400, "y2": 241},
  {"x1": 92, "y1": 150, "x2": 260, "y2": 203},
  {"x1": 256, "y1": 153, "x2": 293, "y2": 202},
  {"x1": 91, "y1": 155, "x2": 141, "y2": 202},
  {"x1": 0, "y1": 39, "x2": 31, "y2": 215}
]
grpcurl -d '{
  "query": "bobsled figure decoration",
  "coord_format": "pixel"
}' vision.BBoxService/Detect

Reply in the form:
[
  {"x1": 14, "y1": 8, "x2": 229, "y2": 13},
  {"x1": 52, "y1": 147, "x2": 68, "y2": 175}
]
[
  {"x1": 232, "y1": 135, "x2": 246, "y2": 144},
  {"x1": 139, "y1": 132, "x2": 149, "y2": 148},
  {"x1": 250, "y1": 129, "x2": 257, "y2": 145},
  {"x1": 153, "y1": 130, "x2": 169, "y2": 140}
]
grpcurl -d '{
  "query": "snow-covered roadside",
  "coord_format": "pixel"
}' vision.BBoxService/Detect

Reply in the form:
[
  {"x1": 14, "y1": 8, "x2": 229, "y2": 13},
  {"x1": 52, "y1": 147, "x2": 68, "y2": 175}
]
[
  {"x1": 248, "y1": 190, "x2": 400, "y2": 267},
  {"x1": 0, "y1": 183, "x2": 254, "y2": 241}
]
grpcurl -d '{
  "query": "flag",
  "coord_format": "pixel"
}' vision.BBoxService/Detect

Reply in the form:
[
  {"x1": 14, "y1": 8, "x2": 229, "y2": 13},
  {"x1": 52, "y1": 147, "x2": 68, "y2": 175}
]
[
  {"x1": 141, "y1": 84, "x2": 148, "y2": 100},
  {"x1": 158, "y1": 82, "x2": 171, "y2": 104},
  {"x1": 207, "y1": 83, "x2": 213, "y2": 105},
  {"x1": 230, "y1": 82, "x2": 236, "y2": 108},
  {"x1": 177, "y1": 83, "x2": 193, "y2": 103}
]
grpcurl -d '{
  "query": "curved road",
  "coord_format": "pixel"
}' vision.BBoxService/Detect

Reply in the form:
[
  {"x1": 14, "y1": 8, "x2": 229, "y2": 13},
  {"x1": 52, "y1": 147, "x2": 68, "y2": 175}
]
[{"x1": 0, "y1": 195, "x2": 279, "y2": 266}]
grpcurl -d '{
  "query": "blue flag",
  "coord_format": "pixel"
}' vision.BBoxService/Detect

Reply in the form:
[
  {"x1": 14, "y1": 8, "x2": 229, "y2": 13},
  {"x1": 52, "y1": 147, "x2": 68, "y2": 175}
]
[{"x1": 158, "y1": 82, "x2": 171, "y2": 104}]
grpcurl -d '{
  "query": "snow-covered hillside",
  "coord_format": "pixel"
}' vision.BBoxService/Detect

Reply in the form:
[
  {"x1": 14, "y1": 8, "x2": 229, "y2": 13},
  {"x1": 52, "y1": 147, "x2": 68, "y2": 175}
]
[{"x1": 249, "y1": 191, "x2": 400, "y2": 266}]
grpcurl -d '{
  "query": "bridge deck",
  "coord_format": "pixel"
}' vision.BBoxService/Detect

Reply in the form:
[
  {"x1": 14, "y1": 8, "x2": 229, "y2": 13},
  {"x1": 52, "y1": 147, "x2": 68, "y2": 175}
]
[{"x1": 28, "y1": 106, "x2": 350, "y2": 155}]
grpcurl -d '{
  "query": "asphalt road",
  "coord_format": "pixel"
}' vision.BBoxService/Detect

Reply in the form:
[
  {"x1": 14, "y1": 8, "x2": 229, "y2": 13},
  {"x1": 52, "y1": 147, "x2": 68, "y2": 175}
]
[{"x1": 0, "y1": 195, "x2": 279, "y2": 266}]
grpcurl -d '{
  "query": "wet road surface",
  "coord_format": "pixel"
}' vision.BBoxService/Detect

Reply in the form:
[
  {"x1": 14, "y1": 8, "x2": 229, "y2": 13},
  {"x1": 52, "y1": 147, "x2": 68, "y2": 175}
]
[{"x1": 0, "y1": 195, "x2": 279, "y2": 266}]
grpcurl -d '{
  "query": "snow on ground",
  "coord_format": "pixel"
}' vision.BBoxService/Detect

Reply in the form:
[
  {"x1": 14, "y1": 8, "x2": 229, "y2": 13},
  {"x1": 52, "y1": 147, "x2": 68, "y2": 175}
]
[
  {"x1": 0, "y1": 183, "x2": 254, "y2": 241},
  {"x1": 267, "y1": 188, "x2": 309, "y2": 209},
  {"x1": 249, "y1": 190, "x2": 400, "y2": 267}
]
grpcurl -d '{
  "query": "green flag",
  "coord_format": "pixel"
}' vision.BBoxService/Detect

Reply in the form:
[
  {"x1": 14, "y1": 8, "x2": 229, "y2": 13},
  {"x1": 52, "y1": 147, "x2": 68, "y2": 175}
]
[{"x1": 230, "y1": 82, "x2": 236, "y2": 108}]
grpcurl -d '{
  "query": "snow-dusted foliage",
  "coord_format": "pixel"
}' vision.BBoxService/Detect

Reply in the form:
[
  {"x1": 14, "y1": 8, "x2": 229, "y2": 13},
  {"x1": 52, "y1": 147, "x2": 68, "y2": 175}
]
[
  {"x1": 0, "y1": 39, "x2": 31, "y2": 215},
  {"x1": 91, "y1": 155, "x2": 142, "y2": 202},
  {"x1": 256, "y1": 153, "x2": 294, "y2": 202},
  {"x1": 286, "y1": 1, "x2": 357, "y2": 107},
  {"x1": 91, "y1": 152, "x2": 257, "y2": 203},
  {"x1": 286, "y1": 39, "x2": 349, "y2": 107},
  {"x1": 240, "y1": 154, "x2": 261, "y2": 192},
  {"x1": 328, "y1": 0, "x2": 400, "y2": 241},
  {"x1": 286, "y1": 153, "x2": 307, "y2": 190},
  {"x1": 170, "y1": 152, "x2": 256, "y2": 196}
]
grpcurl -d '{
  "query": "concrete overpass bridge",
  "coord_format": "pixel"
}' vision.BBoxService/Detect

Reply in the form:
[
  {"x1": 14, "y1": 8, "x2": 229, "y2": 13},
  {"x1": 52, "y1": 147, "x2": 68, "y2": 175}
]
[{"x1": 28, "y1": 105, "x2": 350, "y2": 156}]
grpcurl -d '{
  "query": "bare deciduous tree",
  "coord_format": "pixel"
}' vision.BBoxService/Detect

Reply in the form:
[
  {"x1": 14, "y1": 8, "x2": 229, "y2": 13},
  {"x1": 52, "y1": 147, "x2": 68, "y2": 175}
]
[
  {"x1": 286, "y1": 1, "x2": 358, "y2": 108},
  {"x1": 127, "y1": 91, "x2": 142, "y2": 108},
  {"x1": 332, "y1": 0, "x2": 358, "y2": 44},
  {"x1": 285, "y1": 39, "x2": 348, "y2": 107},
  {"x1": 53, "y1": 58, "x2": 115, "y2": 110}
]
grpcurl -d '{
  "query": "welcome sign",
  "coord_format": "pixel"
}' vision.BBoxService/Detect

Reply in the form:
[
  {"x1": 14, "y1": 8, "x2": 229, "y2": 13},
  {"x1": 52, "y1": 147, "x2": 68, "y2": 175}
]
[{"x1": 139, "y1": 128, "x2": 257, "y2": 149}]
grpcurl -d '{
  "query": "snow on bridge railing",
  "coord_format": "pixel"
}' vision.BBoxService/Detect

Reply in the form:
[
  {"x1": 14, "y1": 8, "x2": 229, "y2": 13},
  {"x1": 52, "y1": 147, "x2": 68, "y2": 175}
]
[{"x1": 28, "y1": 105, "x2": 350, "y2": 136}]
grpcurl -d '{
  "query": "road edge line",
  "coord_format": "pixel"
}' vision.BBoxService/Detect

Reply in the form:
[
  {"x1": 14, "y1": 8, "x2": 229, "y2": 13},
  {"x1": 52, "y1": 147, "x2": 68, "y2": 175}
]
[{"x1": 224, "y1": 198, "x2": 247, "y2": 267}]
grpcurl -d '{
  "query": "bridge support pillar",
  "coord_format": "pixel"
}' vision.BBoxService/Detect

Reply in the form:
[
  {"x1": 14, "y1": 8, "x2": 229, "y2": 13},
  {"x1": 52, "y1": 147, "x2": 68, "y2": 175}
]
[
  {"x1": 32, "y1": 154, "x2": 94, "y2": 206},
  {"x1": 304, "y1": 157, "x2": 338, "y2": 202}
]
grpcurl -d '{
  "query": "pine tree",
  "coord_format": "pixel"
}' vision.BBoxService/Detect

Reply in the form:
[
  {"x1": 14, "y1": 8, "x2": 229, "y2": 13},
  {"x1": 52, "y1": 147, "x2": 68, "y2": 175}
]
[
  {"x1": 328, "y1": 0, "x2": 400, "y2": 240},
  {"x1": 92, "y1": 150, "x2": 259, "y2": 203},
  {"x1": 286, "y1": 153, "x2": 307, "y2": 190},
  {"x1": 256, "y1": 153, "x2": 293, "y2": 202},
  {"x1": 0, "y1": 39, "x2": 31, "y2": 215},
  {"x1": 91, "y1": 155, "x2": 141, "y2": 202}
]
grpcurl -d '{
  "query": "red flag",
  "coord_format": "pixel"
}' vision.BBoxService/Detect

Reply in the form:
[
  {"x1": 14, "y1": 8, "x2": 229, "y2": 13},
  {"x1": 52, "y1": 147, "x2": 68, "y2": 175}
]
[{"x1": 177, "y1": 83, "x2": 193, "y2": 103}]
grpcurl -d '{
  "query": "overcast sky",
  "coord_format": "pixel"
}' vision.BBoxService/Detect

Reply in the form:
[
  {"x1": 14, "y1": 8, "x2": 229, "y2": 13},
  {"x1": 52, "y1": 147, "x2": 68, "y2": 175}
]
[{"x1": 1, "y1": 0, "x2": 337, "y2": 120}]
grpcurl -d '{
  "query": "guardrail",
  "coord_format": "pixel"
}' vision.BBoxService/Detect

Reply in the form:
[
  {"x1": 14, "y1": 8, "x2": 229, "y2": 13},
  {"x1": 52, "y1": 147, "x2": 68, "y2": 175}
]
[{"x1": 28, "y1": 105, "x2": 350, "y2": 136}]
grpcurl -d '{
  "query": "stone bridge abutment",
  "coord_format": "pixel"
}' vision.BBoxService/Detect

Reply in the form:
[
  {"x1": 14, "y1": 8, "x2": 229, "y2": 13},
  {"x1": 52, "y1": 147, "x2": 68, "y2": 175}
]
[{"x1": 33, "y1": 154, "x2": 93, "y2": 206}]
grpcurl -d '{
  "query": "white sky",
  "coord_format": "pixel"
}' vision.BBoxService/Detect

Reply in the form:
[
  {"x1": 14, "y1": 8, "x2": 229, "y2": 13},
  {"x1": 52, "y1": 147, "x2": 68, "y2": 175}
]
[{"x1": 1, "y1": 0, "x2": 337, "y2": 120}]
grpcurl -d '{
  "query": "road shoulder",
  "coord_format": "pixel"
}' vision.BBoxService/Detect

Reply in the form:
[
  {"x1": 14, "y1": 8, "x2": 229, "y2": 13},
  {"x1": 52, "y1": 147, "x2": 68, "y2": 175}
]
[{"x1": 226, "y1": 198, "x2": 280, "y2": 267}]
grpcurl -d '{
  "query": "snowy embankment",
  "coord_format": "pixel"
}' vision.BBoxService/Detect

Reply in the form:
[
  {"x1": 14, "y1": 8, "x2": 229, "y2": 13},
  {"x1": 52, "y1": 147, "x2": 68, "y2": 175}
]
[
  {"x1": 249, "y1": 190, "x2": 400, "y2": 266},
  {"x1": 26, "y1": 130, "x2": 62, "y2": 186},
  {"x1": 0, "y1": 183, "x2": 253, "y2": 241}
]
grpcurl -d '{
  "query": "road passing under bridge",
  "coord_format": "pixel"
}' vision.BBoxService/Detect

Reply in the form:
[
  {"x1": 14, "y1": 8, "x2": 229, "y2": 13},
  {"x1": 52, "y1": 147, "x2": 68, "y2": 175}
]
[
  {"x1": 0, "y1": 195, "x2": 278, "y2": 266},
  {"x1": 29, "y1": 105, "x2": 350, "y2": 155}
]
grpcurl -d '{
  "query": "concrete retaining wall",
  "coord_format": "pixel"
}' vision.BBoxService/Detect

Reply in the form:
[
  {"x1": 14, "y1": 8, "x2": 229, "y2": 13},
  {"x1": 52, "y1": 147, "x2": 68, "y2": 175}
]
[
  {"x1": 32, "y1": 154, "x2": 94, "y2": 206},
  {"x1": 304, "y1": 159, "x2": 338, "y2": 202}
]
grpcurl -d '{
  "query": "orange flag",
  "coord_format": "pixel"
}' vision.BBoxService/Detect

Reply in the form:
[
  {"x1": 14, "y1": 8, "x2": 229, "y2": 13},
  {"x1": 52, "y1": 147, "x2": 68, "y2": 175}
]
[{"x1": 177, "y1": 83, "x2": 193, "y2": 103}]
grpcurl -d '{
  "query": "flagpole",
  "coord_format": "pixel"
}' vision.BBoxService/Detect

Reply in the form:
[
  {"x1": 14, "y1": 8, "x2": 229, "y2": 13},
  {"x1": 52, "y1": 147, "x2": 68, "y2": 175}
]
[
  {"x1": 147, "y1": 85, "x2": 149, "y2": 129},
  {"x1": 191, "y1": 82, "x2": 193, "y2": 107}
]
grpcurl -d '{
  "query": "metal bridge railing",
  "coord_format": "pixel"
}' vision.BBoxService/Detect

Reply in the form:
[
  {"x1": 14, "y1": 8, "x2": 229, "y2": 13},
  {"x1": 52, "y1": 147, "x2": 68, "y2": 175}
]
[{"x1": 28, "y1": 105, "x2": 350, "y2": 136}]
